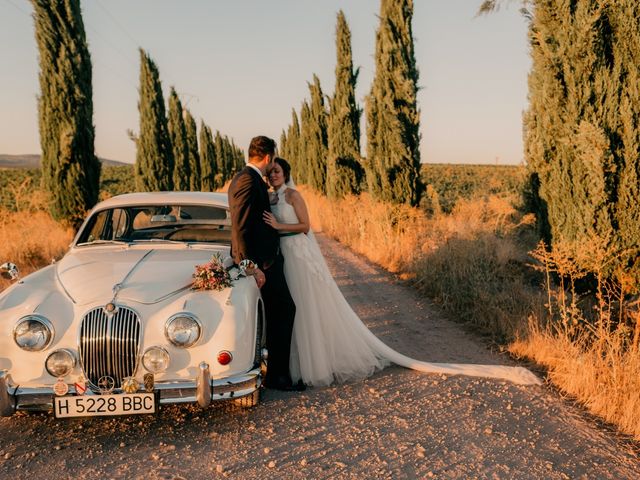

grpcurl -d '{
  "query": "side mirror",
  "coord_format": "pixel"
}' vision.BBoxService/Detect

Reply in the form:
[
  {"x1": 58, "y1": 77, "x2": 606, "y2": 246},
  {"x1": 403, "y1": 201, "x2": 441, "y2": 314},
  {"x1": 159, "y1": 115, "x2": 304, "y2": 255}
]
[{"x1": 0, "y1": 262, "x2": 19, "y2": 281}]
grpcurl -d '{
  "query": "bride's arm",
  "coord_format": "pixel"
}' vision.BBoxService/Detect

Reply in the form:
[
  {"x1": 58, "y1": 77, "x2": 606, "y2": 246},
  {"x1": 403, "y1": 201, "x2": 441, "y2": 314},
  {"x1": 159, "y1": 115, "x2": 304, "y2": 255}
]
[{"x1": 263, "y1": 190, "x2": 310, "y2": 234}]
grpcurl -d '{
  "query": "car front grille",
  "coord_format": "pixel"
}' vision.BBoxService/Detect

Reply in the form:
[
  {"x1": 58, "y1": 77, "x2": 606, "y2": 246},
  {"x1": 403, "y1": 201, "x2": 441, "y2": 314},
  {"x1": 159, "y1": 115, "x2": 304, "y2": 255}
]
[{"x1": 78, "y1": 306, "x2": 141, "y2": 390}]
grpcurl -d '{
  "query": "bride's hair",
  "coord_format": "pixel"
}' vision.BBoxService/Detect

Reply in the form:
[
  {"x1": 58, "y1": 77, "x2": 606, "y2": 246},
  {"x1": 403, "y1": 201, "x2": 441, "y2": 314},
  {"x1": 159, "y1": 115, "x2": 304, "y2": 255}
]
[{"x1": 274, "y1": 157, "x2": 292, "y2": 183}]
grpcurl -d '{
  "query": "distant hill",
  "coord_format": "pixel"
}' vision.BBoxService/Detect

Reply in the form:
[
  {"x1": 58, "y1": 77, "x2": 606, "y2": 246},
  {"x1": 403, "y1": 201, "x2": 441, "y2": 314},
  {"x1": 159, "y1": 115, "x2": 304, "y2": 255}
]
[{"x1": 0, "y1": 154, "x2": 131, "y2": 169}]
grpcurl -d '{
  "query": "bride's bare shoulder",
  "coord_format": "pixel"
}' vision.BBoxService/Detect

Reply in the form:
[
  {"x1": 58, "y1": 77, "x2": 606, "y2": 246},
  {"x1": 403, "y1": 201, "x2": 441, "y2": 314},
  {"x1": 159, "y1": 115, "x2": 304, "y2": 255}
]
[{"x1": 284, "y1": 187, "x2": 302, "y2": 202}]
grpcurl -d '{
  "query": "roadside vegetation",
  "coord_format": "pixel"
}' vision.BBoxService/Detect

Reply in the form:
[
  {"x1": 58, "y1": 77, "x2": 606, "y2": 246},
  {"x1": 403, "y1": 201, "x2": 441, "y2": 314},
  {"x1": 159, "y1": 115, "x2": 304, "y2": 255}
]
[
  {"x1": 302, "y1": 167, "x2": 640, "y2": 440},
  {"x1": 2, "y1": 163, "x2": 640, "y2": 439}
]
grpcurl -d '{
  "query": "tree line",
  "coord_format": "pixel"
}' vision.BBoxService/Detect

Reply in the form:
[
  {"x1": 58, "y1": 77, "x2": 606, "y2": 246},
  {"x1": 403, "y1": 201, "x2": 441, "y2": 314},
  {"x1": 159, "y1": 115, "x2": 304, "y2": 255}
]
[
  {"x1": 132, "y1": 48, "x2": 244, "y2": 193},
  {"x1": 30, "y1": 0, "x2": 243, "y2": 228},
  {"x1": 280, "y1": 1, "x2": 423, "y2": 207},
  {"x1": 29, "y1": 0, "x2": 640, "y2": 286},
  {"x1": 480, "y1": 0, "x2": 640, "y2": 285}
]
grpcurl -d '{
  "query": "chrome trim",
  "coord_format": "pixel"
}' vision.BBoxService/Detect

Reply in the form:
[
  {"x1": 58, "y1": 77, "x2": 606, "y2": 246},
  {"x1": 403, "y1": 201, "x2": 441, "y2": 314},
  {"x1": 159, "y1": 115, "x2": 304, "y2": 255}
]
[
  {"x1": 54, "y1": 267, "x2": 77, "y2": 304},
  {"x1": 196, "y1": 362, "x2": 211, "y2": 407},
  {"x1": 78, "y1": 305, "x2": 142, "y2": 389},
  {"x1": 0, "y1": 370, "x2": 16, "y2": 417},
  {"x1": 45, "y1": 348, "x2": 77, "y2": 377},
  {"x1": 164, "y1": 312, "x2": 202, "y2": 348},
  {"x1": 110, "y1": 249, "x2": 155, "y2": 303},
  {"x1": 3, "y1": 366, "x2": 263, "y2": 414},
  {"x1": 13, "y1": 314, "x2": 55, "y2": 352},
  {"x1": 142, "y1": 346, "x2": 170, "y2": 373}
]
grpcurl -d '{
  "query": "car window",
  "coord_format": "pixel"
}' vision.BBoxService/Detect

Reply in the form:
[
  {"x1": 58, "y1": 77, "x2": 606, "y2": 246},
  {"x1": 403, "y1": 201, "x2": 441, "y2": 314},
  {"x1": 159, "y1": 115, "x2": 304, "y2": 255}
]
[
  {"x1": 77, "y1": 204, "x2": 231, "y2": 246},
  {"x1": 84, "y1": 210, "x2": 108, "y2": 243}
]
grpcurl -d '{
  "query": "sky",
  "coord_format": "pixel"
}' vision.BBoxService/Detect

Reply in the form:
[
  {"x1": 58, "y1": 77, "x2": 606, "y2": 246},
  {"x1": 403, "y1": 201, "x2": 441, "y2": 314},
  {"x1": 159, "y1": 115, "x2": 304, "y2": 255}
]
[{"x1": 0, "y1": 0, "x2": 530, "y2": 166}]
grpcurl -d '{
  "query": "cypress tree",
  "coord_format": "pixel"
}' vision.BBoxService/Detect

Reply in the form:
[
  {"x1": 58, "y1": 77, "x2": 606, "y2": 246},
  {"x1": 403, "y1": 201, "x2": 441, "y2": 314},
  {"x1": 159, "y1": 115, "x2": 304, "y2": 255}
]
[
  {"x1": 524, "y1": 0, "x2": 640, "y2": 279},
  {"x1": 306, "y1": 75, "x2": 329, "y2": 193},
  {"x1": 280, "y1": 130, "x2": 288, "y2": 160},
  {"x1": 135, "y1": 49, "x2": 173, "y2": 191},
  {"x1": 236, "y1": 145, "x2": 245, "y2": 171},
  {"x1": 328, "y1": 10, "x2": 364, "y2": 198},
  {"x1": 286, "y1": 109, "x2": 302, "y2": 180},
  {"x1": 168, "y1": 87, "x2": 190, "y2": 191},
  {"x1": 223, "y1": 135, "x2": 234, "y2": 182},
  {"x1": 612, "y1": 2, "x2": 640, "y2": 278},
  {"x1": 213, "y1": 131, "x2": 226, "y2": 187},
  {"x1": 31, "y1": 0, "x2": 100, "y2": 227},
  {"x1": 199, "y1": 121, "x2": 216, "y2": 192},
  {"x1": 365, "y1": 0, "x2": 422, "y2": 206},
  {"x1": 229, "y1": 138, "x2": 243, "y2": 175},
  {"x1": 298, "y1": 100, "x2": 312, "y2": 186},
  {"x1": 184, "y1": 109, "x2": 201, "y2": 191}
]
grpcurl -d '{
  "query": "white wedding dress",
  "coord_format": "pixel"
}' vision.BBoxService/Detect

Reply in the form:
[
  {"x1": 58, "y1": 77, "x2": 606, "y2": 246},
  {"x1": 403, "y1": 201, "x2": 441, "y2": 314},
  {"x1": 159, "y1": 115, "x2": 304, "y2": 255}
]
[{"x1": 271, "y1": 185, "x2": 541, "y2": 387}]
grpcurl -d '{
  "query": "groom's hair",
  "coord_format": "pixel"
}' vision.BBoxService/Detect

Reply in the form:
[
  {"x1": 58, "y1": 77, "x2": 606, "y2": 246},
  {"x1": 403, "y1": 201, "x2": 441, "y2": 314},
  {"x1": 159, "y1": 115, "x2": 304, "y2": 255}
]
[{"x1": 248, "y1": 136, "x2": 276, "y2": 160}]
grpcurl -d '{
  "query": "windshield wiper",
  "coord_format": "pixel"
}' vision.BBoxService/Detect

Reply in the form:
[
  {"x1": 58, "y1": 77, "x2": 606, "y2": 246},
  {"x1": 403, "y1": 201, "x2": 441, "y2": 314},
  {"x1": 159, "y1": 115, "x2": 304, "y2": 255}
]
[
  {"x1": 131, "y1": 239, "x2": 186, "y2": 244},
  {"x1": 77, "y1": 239, "x2": 130, "y2": 246}
]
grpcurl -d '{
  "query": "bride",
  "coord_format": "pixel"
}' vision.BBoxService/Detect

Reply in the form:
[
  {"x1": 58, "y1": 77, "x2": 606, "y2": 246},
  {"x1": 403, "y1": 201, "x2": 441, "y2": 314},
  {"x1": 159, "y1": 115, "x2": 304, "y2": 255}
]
[{"x1": 263, "y1": 157, "x2": 541, "y2": 387}]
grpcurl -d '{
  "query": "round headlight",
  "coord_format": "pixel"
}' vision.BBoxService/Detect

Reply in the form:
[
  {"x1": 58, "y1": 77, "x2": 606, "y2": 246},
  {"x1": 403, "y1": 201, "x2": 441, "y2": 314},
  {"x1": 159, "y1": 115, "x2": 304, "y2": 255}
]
[
  {"x1": 13, "y1": 315, "x2": 54, "y2": 351},
  {"x1": 142, "y1": 346, "x2": 170, "y2": 373},
  {"x1": 165, "y1": 313, "x2": 201, "y2": 348},
  {"x1": 45, "y1": 349, "x2": 76, "y2": 377}
]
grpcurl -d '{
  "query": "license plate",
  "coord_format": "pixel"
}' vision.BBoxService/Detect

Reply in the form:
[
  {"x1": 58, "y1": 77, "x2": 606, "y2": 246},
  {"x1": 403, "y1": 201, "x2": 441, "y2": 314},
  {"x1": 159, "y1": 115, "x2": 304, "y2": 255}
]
[{"x1": 53, "y1": 393, "x2": 156, "y2": 418}]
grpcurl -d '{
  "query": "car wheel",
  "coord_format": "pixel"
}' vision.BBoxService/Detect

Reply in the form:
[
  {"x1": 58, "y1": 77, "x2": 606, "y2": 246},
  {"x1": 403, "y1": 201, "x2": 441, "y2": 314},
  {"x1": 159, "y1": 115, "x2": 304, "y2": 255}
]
[{"x1": 231, "y1": 388, "x2": 261, "y2": 409}]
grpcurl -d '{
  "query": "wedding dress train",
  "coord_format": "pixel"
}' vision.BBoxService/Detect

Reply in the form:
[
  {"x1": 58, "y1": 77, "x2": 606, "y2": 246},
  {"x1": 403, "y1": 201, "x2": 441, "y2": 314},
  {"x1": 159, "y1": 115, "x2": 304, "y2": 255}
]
[{"x1": 271, "y1": 185, "x2": 541, "y2": 387}]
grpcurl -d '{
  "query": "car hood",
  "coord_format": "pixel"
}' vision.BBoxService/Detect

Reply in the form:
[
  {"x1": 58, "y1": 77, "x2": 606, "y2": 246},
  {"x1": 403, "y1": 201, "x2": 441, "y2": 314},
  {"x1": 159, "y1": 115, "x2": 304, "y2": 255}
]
[{"x1": 56, "y1": 247, "x2": 228, "y2": 305}]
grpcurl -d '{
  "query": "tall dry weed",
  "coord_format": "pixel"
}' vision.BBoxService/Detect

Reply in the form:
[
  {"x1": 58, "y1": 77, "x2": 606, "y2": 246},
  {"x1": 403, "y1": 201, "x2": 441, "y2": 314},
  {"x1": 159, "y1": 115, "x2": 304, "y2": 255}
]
[
  {"x1": 511, "y1": 320, "x2": 640, "y2": 438},
  {"x1": 512, "y1": 239, "x2": 640, "y2": 438},
  {"x1": 303, "y1": 186, "x2": 542, "y2": 338},
  {"x1": 303, "y1": 184, "x2": 640, "y2": 439},
  {"x1": 0, "y1": 209, "x2": 73, "y2": 292},
  {"x1": 302, "y1": 187, "x2": 428, "y2": 272}
]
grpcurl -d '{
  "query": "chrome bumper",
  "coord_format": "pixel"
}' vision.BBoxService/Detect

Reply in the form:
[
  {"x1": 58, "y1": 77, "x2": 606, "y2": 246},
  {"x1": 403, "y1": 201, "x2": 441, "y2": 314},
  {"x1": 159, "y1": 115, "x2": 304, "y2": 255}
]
[{"x1": 0, "y1": 362, "x2": 263, "y2": 416}]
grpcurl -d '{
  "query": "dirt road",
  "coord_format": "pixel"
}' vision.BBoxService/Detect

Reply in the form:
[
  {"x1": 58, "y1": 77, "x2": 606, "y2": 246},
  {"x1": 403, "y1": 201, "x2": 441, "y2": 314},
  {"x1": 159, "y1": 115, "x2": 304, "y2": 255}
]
[{"x1": 1, "y1": 234, "x2": 638, "y2": 479}]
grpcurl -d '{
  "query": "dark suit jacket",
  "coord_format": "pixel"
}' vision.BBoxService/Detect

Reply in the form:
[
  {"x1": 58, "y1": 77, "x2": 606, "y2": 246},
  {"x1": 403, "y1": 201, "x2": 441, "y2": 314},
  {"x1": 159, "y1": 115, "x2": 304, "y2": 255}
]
[{"x1": 228, "y1": 166, "x2": 279, "y2": 268}]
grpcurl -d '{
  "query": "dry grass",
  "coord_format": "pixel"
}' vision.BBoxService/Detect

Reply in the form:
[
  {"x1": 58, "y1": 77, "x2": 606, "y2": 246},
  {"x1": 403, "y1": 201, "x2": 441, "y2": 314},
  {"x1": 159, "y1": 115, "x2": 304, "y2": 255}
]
[
  {"x1": 302, "y1": 188, "x2": 429, "y2": 272},
  {"x1": 302, "y1": 185, "x2": 640, "y2": 440},
  {"x1": 302, "y1": 186, "x2": 544, "y2": 339},
  {"x1": 0, "y1": 187, "x2": 73, "y2": 291},
  {"x1": 511, "y1": 323, "x2": 640, "y2": 438}
]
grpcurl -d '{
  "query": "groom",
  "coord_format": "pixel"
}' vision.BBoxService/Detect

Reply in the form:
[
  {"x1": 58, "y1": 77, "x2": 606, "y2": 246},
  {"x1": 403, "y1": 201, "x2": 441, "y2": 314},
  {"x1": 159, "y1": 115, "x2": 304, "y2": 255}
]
[{"x1": 228, "y1": 135, "x2": 301, "y2": 391}]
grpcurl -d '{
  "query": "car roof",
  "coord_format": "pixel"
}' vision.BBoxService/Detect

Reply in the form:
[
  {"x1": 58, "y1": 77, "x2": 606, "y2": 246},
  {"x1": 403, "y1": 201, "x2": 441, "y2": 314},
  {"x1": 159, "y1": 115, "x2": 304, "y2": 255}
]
[{"x1": 93, "y1": 191, "x2": 229, "y2": 210}]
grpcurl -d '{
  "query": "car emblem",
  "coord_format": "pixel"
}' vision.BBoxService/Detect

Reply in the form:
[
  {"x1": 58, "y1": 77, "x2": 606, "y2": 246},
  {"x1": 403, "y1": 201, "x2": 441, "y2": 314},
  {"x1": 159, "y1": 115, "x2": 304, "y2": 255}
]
[
  {"x1": 74, "y1": 377, "x2": 87, "y2": 396},
  {"x1": 104, "y1": 302, "x2": 118, "y2": 315},
  {"x1": 122, "y1": 377, "x2": 139, "y2": 394},
  {"x1": 144, "y1": 373, "x2": 155, "y2": 392},
  {"x1": 97, "y1": 376, "x2": 116, "y2": 394},
  {"x1": 54, "y1": 377, "x2": 69, "y2": 396}
]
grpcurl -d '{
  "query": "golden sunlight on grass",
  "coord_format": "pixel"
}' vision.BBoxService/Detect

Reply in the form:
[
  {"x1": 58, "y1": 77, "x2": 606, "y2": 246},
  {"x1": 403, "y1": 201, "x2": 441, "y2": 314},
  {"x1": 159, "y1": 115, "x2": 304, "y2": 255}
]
[
  {"x1": 302, "y1": 186, "x2": 544, "y2": 338},
  {"x1": 0, "y1": 209, "x2": 73, "y2": 291},
  {"x1": 301, "y1": 185, "x2": 640, "y2": 440},
  {"x1": 511, "y1": 325, "x2": 640, "y2": 438}
]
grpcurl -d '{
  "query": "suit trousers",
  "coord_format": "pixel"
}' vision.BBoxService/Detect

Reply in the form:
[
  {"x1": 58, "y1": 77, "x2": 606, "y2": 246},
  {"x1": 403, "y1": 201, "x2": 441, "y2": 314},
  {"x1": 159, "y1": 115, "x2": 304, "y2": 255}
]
[{"x1": 260, "y1": 255, "x2": 296, "y2": 383}]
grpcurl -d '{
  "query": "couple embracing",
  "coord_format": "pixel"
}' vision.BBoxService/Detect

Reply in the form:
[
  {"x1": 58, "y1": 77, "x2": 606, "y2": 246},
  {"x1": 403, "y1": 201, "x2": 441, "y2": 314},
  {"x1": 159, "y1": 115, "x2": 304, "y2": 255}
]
[{"x1": 229, "y1": 135, "x2": 542, "y2": 391}]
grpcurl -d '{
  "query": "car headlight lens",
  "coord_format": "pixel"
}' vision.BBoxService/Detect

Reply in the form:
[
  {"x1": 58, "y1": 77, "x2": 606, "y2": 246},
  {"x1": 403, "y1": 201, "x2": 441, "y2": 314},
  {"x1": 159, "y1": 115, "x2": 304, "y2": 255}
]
[
  {"x1": 164, "y1": 313, "x2": 201, "y2": 348},
  {"x1": 142, "y1": 346, "x2": 170, "y2": 373},
  {"x1": 13, "y1": 315, "x2": 54, "y2": 351},
  {"x1": 45, "y1": 349, "x2": 76, "y2": 377}
]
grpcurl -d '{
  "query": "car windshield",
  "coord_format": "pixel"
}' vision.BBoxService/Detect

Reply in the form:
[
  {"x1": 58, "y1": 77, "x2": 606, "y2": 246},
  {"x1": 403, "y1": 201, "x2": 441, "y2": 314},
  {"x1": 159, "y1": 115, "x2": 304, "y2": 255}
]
[{"x1": 76, "y1": 204, "x2": 231, "y2": 246}]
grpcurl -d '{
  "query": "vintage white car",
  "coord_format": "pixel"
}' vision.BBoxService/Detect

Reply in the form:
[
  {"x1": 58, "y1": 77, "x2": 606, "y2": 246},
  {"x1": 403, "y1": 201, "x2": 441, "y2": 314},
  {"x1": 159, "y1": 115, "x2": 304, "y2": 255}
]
[{"x1": 0, "y1": 192, "x2": 267, "y2": 418}]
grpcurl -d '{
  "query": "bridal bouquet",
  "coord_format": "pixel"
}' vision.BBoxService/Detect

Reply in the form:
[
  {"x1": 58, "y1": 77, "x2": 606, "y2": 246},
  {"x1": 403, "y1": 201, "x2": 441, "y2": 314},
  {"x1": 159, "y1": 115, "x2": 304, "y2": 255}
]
[{"x1": 192, "y1": 253, "x2": 233, "y2": 291}]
